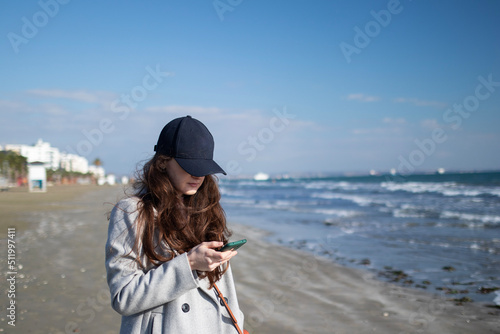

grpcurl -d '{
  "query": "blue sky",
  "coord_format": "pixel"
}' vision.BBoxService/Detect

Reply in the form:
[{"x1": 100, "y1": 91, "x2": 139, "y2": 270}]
[{"x1": 1, "y1": 0, "x2": 499, "y2": 177}]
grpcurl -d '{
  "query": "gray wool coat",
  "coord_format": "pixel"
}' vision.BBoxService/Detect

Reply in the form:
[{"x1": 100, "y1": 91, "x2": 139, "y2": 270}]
[{"x1": 105, "y1": 197, "x2": 245, "y2": 334}]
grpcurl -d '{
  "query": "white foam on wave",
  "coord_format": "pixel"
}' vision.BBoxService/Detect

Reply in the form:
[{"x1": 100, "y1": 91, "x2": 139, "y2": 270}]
[
  {"x1": 441, "y1": 210, "x2": 500, "y2": 224},
  {"x1": 494, "y1": 291, "x2": 500, "y2": 306},
  {"x1": 381, "y1": 181, "x2": 500, "y2": 197},
  {"x1": 221, "y1": 198, "x2": 257, "y2": 206},
  {"x1": 219, "y1": 188, "x2": 248, "y2": 197},
  {"x1": 340, "y1": 227, "x2": 356, "y2": 234},
  {"x1": 311, "y1": 192, "x2": 376, "y2": 207},
  {"x1": 468, "y1": 242, "x2": 500, "y2": 254},
  {"x1": 232, "y1": 180, "x2": 273, "y2": 188},
  {"x1": 393, "y1": 209, "x2": 427, "y2": 218},
  {"x1": 223, "y1": 196, "x2": 363, "y2": 218},
  {"x1": 313, "y1": 208, "x2": 360, "y2": 217},
  {"x1": 382, "y1": 181, "x2": 455, "y2": 194},
  {"x1": 305, "y1": 181, "x2": 360, "y2": 191},
  {"x1": 470, "y1": 243, "x2": 481, "y2": 250},
  {"x1": 310, "y1": 192, "x2": 337, "y2": 199},
  {"x1": 441, "y1": 189, "x2": 482, "y2": 196}
]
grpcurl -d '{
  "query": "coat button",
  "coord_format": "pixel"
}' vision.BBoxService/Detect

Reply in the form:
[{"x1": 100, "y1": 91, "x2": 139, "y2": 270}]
[
  {"x1": 182, "y1": 303, "x2": 190, "y2": 313},
  {"x1": 219, "y1": 297, "x2": 228, "y2": 307}
]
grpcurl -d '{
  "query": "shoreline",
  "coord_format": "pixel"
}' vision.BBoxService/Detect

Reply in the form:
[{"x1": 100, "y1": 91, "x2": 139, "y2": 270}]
[
  {"x1": 0, "y1": 185, "x2": 499, "y2": 333},
  {"x1": 230, "y1": 218, "x2": 500, "y2": 306},
  {"x1": 229, "y1": 222, "x2": 500, "y2": 334}
]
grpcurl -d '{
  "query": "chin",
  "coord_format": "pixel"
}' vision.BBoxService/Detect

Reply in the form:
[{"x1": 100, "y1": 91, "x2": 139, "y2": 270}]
[{"x1": 184, "y1": 189, "x2": 198, "y2": 196}]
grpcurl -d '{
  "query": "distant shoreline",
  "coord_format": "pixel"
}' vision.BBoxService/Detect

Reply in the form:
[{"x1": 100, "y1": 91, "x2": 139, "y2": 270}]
[{"x1": 222, "y1": 169, "x2": 500, "y2": 182}]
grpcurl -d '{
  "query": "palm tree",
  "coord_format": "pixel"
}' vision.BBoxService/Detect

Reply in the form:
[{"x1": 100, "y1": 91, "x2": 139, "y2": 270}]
[
  {"x1": 93, "y1": 158, "x2": 102, "y2": 166},
  {"x1": 0, "y1": 151, "x2": 27, "y2": 181}
]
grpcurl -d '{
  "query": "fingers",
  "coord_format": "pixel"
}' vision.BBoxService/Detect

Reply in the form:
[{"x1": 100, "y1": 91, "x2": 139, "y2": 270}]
[
  {"x1": 213, "y1": 253, "x2": 236, "y2": 269},
  {"x1": 219, "y1": 250, "x2": 238, "y2": 263},
  {"x1": 209, "y1": 248, "x2": 235, "y2": 261},
  {"x1": 188, "y1": 242, "x2": 238, "y2": 272},
  {"x1": 204, "y1": 241, "x2": 224, "y2": 249},
  {"x1": 207, "y1": 250, "x2": 237, "y2": 271}
]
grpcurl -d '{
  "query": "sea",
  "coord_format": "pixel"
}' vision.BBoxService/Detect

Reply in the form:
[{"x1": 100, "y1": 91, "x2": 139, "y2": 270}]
[{"x1": 219, "y1": 171, "x2": 500, "y2": 304}]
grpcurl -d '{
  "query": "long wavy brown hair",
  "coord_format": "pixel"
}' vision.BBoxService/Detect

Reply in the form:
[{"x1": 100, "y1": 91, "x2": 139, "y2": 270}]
[{"x1": 131, "y1": 154, "x2": 231, "y2": 288}]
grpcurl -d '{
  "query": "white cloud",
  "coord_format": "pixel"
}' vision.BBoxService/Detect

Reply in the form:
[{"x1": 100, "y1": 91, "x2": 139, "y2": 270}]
[
  {"x1": 27, "y1": 89, "x2": 116, "y2": 105},
  {"x1": 144, "y1": 105, "x2": 223, "y2": 115},
  {"x1": 346, "y1": 93, "x2": 380, "y2": 102},
  {"x1": 352, "y1": 117, "x2": 407, "y2": 136},
  {"x1": 420, "y1": 118, "x2": 440, "y2": 129},
  {"x1": 383, "y1": 117, "x2": 406, "y2": 124},
  {"x1": 41, "y1": 103, "x2": 69, "y2": 116},
  {"x1": 0, "y1": 99, "x2": 34, "y2": 113},
  {"x1": 351, "y1": 127, "x2": 404, "y2": 136},
  {"x1": 393, "y1": 97, "x2": 447, "y2": 108}
]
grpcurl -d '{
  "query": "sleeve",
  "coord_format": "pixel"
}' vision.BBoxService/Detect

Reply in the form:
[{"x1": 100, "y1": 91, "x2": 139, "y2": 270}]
[{"x1": 105, "y1": 198, "x2": 199, "y2": 316}]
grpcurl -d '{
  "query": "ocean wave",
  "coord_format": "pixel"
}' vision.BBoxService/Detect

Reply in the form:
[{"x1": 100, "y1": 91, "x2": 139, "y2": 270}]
[
  {"x1": 440, "y1": 210, "x2": 500, "y2": 224},
  {"x1": 219, "y1": 188, "x2": 249, "y2": 197},
  {"x1": 222, "y1": 195, "x2": 364, "y2": 219},
  {"x1": 391, "y1": 204, "x2": 441, "y2": 219},
  {"x1": 221, "y1": 198, "x2": 257, "y2": 206},
  {"x1": 469, "y1": 242, "x2": 500, "y2": 254},
  {"x1": 311, "y1": 192, "x2": 378, "y2": 207},
  {"x1": 393, "y1": 209, "x2": 428, "y2": 219},
  {"x1": 494, "y1": 291, "x2": 500, "y2": 306},
  {"x1": 381, "y1": 181, "x2": 500, "y2": 197},
  {"x1": 313, "y1": 209, "x2": 360, "y2": 217},
  {"x1": 305, "y1": 181, "x2": 360, "y2": 191}
]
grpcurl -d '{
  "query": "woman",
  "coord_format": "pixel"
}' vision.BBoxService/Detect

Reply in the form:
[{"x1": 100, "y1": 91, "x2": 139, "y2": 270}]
[{"x1": 105, "y1": 115, "x2": 245, "y2": 333}]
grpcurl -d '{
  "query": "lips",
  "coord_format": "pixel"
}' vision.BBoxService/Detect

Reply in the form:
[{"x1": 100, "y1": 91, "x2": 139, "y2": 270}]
[{"x1": 188, "y1": 183, "x2": 199, "y2": 187}]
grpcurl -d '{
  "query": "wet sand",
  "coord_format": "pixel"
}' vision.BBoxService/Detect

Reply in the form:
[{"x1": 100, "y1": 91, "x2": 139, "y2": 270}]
[{"x1": 0, "y1": 185, "x2": 498, "y2": 333}]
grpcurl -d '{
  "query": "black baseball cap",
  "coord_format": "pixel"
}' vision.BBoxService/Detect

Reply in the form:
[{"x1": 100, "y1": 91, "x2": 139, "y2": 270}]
[{"x1": 154, "y1": 116, "x2": 226, "y2": 177}]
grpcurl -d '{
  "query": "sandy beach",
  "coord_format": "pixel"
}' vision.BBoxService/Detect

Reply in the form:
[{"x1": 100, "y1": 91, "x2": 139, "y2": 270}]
[{"x1": 1, "y1": 185, "x2": 499, "y2": 333}]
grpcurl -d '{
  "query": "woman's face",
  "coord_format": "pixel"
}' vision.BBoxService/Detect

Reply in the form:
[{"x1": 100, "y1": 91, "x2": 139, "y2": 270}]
[{"x1": 165, "y1": 158, "x2": 205, "y2": 196}]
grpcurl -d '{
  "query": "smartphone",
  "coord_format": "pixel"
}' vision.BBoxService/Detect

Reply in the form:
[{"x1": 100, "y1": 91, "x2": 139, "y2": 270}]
[{"x1": 217, "y1": 239, "x2": 247, "y2": 252}]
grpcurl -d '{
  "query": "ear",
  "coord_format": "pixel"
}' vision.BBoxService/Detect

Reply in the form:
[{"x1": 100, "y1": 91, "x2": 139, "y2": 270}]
[
  {"x1": 157, "y1": 155, "x2": 172, "y2": 172},
  {"x1": 158, "y1": 161, "x2": 168, "y2": 172}
]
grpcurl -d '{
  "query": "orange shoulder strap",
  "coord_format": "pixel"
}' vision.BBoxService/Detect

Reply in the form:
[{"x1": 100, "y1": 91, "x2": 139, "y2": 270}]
[{"x1": 213, "y1": 283, "x2": 248, "y2": 334}]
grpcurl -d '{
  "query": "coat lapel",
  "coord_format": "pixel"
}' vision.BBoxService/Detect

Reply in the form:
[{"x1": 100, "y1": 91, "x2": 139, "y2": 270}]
[{"x1": 197, "y1": 277, "x2": 219, "y2": 304}]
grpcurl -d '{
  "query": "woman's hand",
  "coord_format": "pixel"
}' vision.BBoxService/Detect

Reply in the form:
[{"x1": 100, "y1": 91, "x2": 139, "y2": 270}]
[{"x1": 187, "y1": 241, "x2": 237, "y2": 272}]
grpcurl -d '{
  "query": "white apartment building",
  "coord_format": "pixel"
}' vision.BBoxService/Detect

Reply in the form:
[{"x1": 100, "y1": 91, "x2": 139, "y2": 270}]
[
  {"x1": 6, "y1": 139, "x2": 60, "y2": 170},
  {"x1": 4, "y1": 139, "x2": 92, "y2": 174},
  {"x1": 88, "y1": 165, "x2": 105, "y2": 179},
  {"x1": 60, "y1": 153, "x2": 89, "y2": 174}
]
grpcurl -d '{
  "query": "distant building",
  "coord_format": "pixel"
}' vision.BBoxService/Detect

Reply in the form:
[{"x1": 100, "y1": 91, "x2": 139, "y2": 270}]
[
  {"x1": 6, "y1": 139, "x2": 60, "y2": 170},
  {"x1": 121, "y1": 176, "x2": 129, "y2": 185},
  {"x1": 4, "y1": 139, "x2": 90, "y2": 174},
  {"x1": 88, "y1": 165, "x2": 105, "y2": 179},
  {"x1": 60, "y1": 153, "x2": 89, "y2": 174},
  {"x1": 106, "y1": 174, "x2": 116, "y2": 186}
]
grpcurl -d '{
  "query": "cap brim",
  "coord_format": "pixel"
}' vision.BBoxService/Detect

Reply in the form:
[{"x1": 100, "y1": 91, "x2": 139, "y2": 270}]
[{"x1": 175, "y1": 158, "x2": 227, "y2": 177}]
